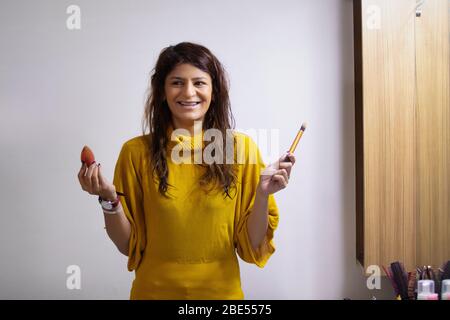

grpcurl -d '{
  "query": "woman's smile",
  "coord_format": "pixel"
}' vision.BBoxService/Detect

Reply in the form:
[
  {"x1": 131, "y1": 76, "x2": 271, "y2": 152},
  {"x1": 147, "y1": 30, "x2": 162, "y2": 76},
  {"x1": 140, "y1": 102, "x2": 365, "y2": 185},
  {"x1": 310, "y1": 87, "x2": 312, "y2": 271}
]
[
  {"x1": 164, "y1": 63, "x2": 213, "y2": 131},
  {"x1": 177, "y1": 100, "x2": 202, "y2": 109}
]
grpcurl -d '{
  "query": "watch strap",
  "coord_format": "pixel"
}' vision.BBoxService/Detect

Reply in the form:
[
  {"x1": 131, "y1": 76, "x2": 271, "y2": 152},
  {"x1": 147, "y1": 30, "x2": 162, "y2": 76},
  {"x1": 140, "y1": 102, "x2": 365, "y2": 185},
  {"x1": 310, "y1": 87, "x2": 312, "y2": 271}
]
[{"x1": 98, "y1": 194, "x2": 121, "y2": 211}]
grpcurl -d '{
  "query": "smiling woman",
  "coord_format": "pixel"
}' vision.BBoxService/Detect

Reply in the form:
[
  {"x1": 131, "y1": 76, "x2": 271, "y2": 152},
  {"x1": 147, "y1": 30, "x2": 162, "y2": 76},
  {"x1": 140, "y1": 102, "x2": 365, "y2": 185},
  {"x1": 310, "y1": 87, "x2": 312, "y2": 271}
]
[
  {"x1": 78, "y1": 42, "x2": 296, "y2": 300},
  {"x1": 164, "y1": 63, "x2": 213, "y2": 134},
  {"x1": 142, "y1": 42, "x2": 238, "y2": 198}
]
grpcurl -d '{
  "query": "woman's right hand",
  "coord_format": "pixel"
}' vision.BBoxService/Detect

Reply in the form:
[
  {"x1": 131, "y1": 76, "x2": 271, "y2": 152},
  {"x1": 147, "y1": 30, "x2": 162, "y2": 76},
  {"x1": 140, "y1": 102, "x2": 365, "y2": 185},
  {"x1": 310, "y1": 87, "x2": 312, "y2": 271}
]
[{"x1": 78, "y1": 162, "x2": 117, "y2": 200}]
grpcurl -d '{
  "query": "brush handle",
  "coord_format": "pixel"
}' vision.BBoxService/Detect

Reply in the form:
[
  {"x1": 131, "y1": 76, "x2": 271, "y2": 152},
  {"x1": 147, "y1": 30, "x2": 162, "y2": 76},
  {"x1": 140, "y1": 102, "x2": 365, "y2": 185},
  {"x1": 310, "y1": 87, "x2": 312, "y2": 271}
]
[
  {"x1": 391, "y1": 262, "x2": 409, "y2": 300},
  {"x1": 288, "y1": 130, "x2": 304, "y2": 154},
  {"x1": 443, "y1": 261, "x2": 450, "y2": 280}
]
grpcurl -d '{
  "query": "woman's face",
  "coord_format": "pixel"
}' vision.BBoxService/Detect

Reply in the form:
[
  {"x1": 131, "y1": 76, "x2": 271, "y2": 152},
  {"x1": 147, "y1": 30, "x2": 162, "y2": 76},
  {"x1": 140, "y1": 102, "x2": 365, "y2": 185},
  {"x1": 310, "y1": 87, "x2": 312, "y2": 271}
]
[{"x1": 164, "y1": 63, "x2": 213, "y2": 132}]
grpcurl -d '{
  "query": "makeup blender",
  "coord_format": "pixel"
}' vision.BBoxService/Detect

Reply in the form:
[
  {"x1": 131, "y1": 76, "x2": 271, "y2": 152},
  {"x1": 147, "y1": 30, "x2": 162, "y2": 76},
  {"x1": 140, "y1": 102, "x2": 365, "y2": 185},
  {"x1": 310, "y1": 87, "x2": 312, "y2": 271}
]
[{"x1": 81, "y1": 145, "x2": 96, "y2": 166}]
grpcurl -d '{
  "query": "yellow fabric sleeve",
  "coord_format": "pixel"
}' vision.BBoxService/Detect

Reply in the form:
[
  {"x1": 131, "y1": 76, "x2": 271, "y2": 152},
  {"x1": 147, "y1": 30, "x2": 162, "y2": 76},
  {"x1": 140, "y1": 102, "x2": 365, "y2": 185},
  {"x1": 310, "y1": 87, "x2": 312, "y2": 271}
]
[
  {"x1": 235, "y1": 135, "x2": 280, "y2": 268},
  {"x1": 113, "y1": 142, "x2": 146, "y2": 272}
]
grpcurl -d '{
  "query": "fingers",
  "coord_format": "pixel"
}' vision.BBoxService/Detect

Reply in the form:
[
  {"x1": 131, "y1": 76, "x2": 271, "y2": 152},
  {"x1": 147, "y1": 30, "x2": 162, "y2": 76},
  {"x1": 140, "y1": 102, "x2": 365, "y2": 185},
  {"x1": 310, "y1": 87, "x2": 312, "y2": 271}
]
[
  {"x1": 78, "y1": 162, "x2": 86, "y2": 179},
  {"x1": 275, "y1": 152, "x2": 296, "y2": 180},
  {"x1": 78, "y1": 161, "x2": 117, "y2": 198},
  {"x1": 85, "y1": 161, "x2": 97, "y2": 179},
  {"x1": 276, "y1": 168, "x2": 289, "y2": 182},
  {"x1": 97, "y1": 163, "x2": 109, "y2": 187},
  {"x1": 77, "y1": 163, "x2": 87, "y2": 189},
  {"x1": 281, "y1": 152, "x2": 296, "y2": 165},
  {"x1": 78, "y1": 162, "x2": 98, "y2": 195},
  {"x1": 272, "y1": 174, "x2": 288, "y2": 189},
  {"x1": 261, "y1": 166, "x2": 278, "y2": 176},
  {"x1": 278, "y1": 161, "x2": 293, "y2": 178},
  {"x1": 91, "y1": 164, "x2": 100, "y2": 192},
  {"x1": 271, "y1": 168, "x2": 289, "y2": 189}
]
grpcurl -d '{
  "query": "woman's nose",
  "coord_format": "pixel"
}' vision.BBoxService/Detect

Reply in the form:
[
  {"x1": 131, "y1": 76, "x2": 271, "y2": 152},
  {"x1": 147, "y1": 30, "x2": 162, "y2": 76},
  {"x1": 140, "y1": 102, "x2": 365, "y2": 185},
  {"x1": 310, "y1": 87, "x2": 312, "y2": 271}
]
[{"x1": 182, "y1": 82, "x2": 196, "y2": 97}]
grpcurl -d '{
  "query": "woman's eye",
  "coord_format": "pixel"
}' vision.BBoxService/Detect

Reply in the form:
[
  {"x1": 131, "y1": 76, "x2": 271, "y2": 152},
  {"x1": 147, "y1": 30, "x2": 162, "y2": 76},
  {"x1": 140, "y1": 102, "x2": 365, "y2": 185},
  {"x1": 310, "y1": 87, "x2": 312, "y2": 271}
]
[{"x1": 171, "y1": 81, "x2": 206, "y2": 86}]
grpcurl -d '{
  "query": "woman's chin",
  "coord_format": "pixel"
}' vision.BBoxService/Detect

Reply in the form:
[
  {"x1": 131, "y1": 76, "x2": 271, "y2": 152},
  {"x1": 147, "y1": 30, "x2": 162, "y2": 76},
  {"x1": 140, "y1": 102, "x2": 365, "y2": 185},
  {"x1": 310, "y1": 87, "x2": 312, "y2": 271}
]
[
  {"x1": 173, "y1": 114, "x2": 206, "y2": 124},
  {"x1": 173, "y1": 109, "x2": 207, "y2": 120}
]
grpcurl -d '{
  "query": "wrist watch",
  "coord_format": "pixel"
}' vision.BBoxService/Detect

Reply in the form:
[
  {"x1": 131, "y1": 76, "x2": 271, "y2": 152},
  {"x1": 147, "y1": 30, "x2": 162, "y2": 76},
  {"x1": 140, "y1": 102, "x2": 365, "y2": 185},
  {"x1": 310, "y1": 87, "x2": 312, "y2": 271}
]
[{"x1": 98, "y1": 194, "x2": 121, "y2": 212}]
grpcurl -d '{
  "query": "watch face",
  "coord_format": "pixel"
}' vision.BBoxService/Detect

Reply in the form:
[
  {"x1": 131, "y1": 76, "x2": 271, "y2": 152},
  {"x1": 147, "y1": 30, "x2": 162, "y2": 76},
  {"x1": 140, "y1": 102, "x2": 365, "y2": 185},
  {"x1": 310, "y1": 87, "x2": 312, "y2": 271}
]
[{"x1": 102, "y1": 201, "x2": 113, "y2": 210}]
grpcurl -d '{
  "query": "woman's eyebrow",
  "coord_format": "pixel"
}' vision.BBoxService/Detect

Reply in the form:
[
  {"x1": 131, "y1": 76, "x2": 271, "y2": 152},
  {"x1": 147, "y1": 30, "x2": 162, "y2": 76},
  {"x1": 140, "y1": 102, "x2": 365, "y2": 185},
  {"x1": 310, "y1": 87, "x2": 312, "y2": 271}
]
[{"x1": 169, "y1": 76, "x2": 208, "y2": 81}]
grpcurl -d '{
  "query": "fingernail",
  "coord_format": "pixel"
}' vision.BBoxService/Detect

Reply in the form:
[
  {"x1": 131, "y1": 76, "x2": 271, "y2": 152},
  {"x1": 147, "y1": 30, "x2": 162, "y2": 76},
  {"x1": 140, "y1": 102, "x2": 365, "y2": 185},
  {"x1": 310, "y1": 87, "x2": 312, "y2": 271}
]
[{"x1": 97, "y1": 163, "x2": 101, "y2": 167}]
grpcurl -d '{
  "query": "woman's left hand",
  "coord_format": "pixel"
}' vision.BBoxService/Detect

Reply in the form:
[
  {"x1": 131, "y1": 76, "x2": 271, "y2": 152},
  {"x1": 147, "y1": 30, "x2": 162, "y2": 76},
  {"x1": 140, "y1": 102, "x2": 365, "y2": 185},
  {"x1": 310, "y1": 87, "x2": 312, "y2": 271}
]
[{"x1": 257, "y1": 152, "x2": 296, "y2": 197}]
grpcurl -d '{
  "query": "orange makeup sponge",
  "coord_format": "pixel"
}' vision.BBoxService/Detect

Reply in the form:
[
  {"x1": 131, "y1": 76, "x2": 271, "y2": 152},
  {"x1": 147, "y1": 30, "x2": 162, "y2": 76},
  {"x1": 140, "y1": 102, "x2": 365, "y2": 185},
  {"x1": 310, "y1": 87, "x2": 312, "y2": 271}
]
[{"x1": 81, "y1": 145, "x2": 96, "y2": 166}]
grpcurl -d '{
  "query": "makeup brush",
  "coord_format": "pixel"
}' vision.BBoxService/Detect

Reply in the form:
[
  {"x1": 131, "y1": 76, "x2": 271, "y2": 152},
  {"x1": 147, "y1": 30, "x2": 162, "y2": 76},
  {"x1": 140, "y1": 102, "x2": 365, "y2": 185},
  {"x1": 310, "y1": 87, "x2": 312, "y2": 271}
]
[
  {"x1": 382, "y1": 265, "x2": 399, "y2": 296},
  {"x1": 288, "y1": 122, "x2": 307, "y2": 155},
  {"x1": 262, "y1": 122, "x2": 307, "y2": 176},
  {"x1": 442, "y1": 261, "x2": 450, "y2": 280},
  {"x1": 391, "y1": 261, "x2": 409, "y2": 300},
  {"x1": 283, "y1": 122, "x2": 307, "y2": 164},
  {"x1": 407, "y1": 271, "x2": 417, "y2": 300}
]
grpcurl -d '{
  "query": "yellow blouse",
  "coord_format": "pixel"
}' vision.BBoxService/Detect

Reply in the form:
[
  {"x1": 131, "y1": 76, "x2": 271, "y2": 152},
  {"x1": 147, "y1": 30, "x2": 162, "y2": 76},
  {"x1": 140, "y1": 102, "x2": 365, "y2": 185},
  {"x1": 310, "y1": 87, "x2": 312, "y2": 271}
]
[{"x1": 113, "y1": 127, "x2": 279, "y2": 300}]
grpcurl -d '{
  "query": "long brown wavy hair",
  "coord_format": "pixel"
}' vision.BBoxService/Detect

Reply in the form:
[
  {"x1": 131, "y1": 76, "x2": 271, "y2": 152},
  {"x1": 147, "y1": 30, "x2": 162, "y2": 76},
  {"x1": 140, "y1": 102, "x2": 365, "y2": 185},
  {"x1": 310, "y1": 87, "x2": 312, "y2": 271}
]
[{"x1": 141, "y1": 42, "x2": 237, "y2": 199}]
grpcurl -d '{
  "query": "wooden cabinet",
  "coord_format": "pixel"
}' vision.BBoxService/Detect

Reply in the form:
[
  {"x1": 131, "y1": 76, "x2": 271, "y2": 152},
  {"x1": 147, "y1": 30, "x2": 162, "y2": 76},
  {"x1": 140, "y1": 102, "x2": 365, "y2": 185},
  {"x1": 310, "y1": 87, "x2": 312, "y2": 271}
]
[{"x1": 354, "y1": 0, "x2": 449, "y2": 271}]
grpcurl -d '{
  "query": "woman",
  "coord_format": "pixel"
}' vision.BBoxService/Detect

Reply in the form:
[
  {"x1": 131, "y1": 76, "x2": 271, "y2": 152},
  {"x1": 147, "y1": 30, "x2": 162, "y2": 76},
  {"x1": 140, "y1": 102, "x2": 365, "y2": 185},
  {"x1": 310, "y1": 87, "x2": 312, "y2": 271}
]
[{"x1": 78, "y1": 42, "x2": 296, "y2": 299}]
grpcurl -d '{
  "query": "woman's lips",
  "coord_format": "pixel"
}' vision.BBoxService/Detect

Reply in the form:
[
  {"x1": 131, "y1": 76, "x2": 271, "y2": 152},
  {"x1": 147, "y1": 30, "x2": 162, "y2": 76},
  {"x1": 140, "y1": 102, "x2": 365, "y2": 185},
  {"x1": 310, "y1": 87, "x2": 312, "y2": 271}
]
[{"x1": 177, "y1": 101, "x2": 201, "y2": 108}]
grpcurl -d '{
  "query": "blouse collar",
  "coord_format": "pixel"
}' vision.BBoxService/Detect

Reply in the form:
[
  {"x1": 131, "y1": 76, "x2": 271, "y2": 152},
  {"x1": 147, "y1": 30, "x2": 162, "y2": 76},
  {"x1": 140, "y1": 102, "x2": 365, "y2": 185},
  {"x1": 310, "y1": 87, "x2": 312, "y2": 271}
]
[{"x1": 166, "y1": 124, "x2": 205, "y2": 152}]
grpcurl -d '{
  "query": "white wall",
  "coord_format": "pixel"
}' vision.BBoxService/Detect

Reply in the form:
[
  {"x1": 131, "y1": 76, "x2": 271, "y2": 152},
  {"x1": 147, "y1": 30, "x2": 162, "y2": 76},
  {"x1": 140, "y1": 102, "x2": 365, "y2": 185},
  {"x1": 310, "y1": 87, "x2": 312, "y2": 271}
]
[{"x1": 0, "y1": 0, "x2": 394, "y2": 299}]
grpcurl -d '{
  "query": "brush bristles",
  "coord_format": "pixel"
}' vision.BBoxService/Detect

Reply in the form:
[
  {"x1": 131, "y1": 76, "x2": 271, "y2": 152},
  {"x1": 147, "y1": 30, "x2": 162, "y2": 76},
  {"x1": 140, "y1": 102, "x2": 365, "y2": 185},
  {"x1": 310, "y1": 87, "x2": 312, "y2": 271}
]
[{"x1": 301, "y1": 122, "x2": 307, "y2": 131}]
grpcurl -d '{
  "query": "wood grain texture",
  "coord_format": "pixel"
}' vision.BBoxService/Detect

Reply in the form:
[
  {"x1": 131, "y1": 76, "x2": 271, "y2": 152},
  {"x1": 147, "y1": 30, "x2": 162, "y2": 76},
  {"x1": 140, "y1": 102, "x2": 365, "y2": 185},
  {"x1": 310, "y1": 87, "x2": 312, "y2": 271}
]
[
  {"x1": 415, "y1": 0, "x2": 450, "y2": 267},
  {"x1": 355, "y1": 0, "x2": 450, "y2": 271},
  {"x1": 360, "y1": 0, "x2": 417, "y2": 271}
]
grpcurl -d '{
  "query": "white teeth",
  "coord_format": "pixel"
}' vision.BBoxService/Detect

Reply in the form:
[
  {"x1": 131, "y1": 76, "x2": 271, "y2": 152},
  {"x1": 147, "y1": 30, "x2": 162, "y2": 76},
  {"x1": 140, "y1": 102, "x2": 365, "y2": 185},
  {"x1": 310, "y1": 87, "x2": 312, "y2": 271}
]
[{"x1": 178, "y1": 102, "x2": 200, "y2": 106}]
